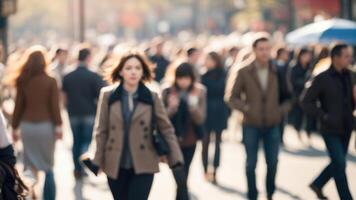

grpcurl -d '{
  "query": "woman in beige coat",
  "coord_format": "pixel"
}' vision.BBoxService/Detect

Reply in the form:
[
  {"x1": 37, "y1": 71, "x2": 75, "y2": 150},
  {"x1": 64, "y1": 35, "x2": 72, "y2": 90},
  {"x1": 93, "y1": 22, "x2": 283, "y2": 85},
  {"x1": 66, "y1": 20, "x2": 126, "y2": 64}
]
[{"x1": 90, "y1": 50, "x2": 183, "y2": 200}]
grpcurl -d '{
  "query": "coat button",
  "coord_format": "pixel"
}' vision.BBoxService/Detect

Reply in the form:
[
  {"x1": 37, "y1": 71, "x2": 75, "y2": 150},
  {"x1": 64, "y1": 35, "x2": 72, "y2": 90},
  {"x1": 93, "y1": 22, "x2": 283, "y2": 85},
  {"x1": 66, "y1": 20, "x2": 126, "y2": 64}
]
[
  {"x1": 140, "y1": 120, "x2": 145, "y2": 126},
  {"x1": 110, "y1": 138, "x2": 115, "y2": 143},
  {"x1": 140, "y1": 144, "x2": 145, "y2": 150},
  {"x1": 111, "y1": 126, "x2": 116, "y2": 130},
  {"x1": 144, "y1": 134, "x2": 149, "y2": 139},
  {"x1": 107, "y1": 146, "x2": 113, "y2": 151},
  {"x1": 143, "y1": 127, "x2": 149, "y2": 132}
]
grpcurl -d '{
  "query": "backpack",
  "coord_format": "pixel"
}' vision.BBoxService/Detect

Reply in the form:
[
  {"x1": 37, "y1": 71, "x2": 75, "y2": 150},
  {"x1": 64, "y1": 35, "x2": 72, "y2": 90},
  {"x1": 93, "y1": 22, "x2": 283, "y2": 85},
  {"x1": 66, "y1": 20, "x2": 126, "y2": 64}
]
[{"x1": 0, "y1": 161, "x2": 28, "y2": 200}]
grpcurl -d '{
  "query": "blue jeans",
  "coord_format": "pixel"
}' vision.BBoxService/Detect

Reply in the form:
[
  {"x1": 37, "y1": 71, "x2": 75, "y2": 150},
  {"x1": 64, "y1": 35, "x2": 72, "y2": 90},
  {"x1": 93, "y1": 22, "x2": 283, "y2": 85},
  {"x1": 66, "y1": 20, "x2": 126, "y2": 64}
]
[
  {"x1": 43, "y1": 170, "x2": 56, "y2": 200},
  {"x1": 69, "y1": 116, "x2": 95, "y2": 173},
  {"x1": 242, "y1": 125, "x2": 280, "y2": 200},
  {"x1": 312, "y1": 131, "x2": 353, "y2": 200}
]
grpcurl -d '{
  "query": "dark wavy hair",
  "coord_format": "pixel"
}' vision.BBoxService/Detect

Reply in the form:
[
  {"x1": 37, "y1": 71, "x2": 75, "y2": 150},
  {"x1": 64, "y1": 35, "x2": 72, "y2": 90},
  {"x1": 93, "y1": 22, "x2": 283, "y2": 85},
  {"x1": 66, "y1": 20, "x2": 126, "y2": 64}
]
[{"x1": 106, "y1": 50, "x2": 153, "y2": 84}]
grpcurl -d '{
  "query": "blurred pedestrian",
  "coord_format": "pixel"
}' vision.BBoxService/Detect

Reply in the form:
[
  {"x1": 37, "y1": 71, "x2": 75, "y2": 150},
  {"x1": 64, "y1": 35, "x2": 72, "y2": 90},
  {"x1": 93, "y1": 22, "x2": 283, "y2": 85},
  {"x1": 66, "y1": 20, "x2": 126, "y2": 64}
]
[
  {"x1": 187, "y1": 47, "x2": 202, "y2": 82},
  {"x1": 201, "y1": 52, "x2": 229, "y2": 184},
  {"x1": 89, "y1": 50, "x2": 184, "y2": 200},
  {"x1": 50, "y1": 48, "x2": 68, "y2": 87},
  {"x1": 162, "y1": 62, "x2": 206, "y2": 200},
  {"x1": 301, "y1": 43, "x2": 354, "y2": 200},
  {"x1": 274, "y1": 46, "x2": 292, "y2": 145},
  {"x1": 10, "y1": 45, "x2": 62, "y2": 200},
  {"x1": 289, "y1": 48, "x2": 314, "y2": 143},
  {"x1": 225, "y1": 34, "x2": 292, "y2": 200},
  {"x1": 149, "y1": 38, "x2": 170, "y2": 83},
  {"x1": 62, "y1": 46, "x2": 105, "y2": 180}
]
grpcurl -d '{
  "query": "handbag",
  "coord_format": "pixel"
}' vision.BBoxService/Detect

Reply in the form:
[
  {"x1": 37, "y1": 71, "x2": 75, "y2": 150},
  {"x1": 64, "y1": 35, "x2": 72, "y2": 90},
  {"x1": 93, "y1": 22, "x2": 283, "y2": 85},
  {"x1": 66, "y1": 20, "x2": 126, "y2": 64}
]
[
  {"x1": 0, "y1": 161, "x2": 29, "y2": 200},
  {"x1": 151, "y1": 100, "x2": 170, "y2": 156}
]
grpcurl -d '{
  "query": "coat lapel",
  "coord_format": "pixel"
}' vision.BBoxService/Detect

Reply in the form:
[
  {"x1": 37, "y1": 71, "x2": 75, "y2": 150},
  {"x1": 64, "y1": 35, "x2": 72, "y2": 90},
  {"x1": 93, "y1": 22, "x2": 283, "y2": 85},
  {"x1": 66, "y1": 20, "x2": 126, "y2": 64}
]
[{"x1": 131, "y1": 103, "x2": 150, "y2": 122}]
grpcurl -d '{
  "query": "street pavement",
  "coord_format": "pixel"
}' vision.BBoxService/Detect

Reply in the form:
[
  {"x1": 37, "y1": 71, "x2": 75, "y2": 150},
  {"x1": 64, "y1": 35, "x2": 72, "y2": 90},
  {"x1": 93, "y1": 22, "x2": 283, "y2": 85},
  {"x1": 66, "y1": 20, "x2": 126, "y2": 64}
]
[{"x1": 27, "y1": 112, "x2": 356, "y2": 200}]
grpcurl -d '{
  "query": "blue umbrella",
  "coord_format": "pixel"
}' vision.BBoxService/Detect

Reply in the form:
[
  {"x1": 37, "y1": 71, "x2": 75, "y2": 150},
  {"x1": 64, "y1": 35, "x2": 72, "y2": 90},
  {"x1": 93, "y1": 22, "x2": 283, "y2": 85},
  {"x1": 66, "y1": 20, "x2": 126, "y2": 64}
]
[{"x1": 286, "y1": 18, "x2": 356, "y2": 45}]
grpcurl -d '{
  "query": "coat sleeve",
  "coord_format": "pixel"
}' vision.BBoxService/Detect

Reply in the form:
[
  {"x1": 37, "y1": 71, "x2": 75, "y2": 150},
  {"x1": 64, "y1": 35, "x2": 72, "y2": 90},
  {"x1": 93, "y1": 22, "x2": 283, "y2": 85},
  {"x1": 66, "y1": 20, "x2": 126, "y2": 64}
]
[
  {"x1": 49, "y1": 79, "x2": 62, "y2": 126},
  {"x1": 11, "y1": 87, "x2": 25, "y2": 130},
  {"x1": 300, "y1": 75, "x2": 326, "y2": 120},
  {"x1": 224, "y1": 68, "x2": 249, "y2": 113},
  {"x1": 161, "y1": 87, "x2": 179, "y2": 117},
  {"x1": 152, "y1": 93, "x2": 184, "y2": 167},
  {"x1": 92, "y1": 88, "x2": 110, "y2": 167}
]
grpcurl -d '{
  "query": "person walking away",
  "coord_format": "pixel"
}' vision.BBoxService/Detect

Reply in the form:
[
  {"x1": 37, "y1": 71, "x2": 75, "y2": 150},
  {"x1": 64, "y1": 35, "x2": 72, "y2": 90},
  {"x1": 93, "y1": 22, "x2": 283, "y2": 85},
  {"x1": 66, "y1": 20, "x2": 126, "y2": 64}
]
[
  {"x1": 10, "y1": 45, "x2": 63, "y2": 200},
  {"x1": 62, "y1": 46, "x2": 105, "y2": 179},
  {"x1": 149, "y1": 38, "x2": 170, "y2": 83}
]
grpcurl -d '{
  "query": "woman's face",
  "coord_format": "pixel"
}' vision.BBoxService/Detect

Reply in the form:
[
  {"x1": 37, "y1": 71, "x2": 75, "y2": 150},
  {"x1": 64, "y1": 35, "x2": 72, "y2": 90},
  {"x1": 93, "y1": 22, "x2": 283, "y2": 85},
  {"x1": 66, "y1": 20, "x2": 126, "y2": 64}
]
[
  {"x1": 176, "y1": 76, "x2": 192, "y2": 90},
  {"x1": 300, "y1": 52, "x2": 312, "y2": 66},
  {"x1": 119, "y1": 57, "x2": 143, "y2": 86}
]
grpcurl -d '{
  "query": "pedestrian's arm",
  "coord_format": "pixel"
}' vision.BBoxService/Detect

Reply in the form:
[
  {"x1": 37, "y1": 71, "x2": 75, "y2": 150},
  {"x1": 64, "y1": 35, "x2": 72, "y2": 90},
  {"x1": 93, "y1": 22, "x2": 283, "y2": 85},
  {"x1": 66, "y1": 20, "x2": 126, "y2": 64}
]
[
  {"x1": 162, "y1": 88, "x2": 179, "y2": 117},
  {"x1": 153, "y1": 93, "x2": 184, "y2": 167},
  {"x1": 11, "y1": 87, "x2": 25, "y2": 130},
  {"x1": 92, "y1": 89, "x2": 110, "y2": 168},
  {"x1": 49, "y1": 80, "x2": 62, "y2": 127},
  {"x1": 224, "y1": 69, "x2": 249, "y2": 112},
  {"x1": 300, "y1": 76, "x2": 325, "y2": 120}
]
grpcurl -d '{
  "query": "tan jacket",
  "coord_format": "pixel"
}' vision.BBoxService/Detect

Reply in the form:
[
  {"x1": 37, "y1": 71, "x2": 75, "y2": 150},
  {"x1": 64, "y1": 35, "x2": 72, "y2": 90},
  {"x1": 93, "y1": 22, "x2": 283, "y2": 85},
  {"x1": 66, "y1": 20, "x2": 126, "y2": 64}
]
[
  {"x1": 12, "y1": 73, "x2": 62, "y2": 129},
  {"x1": 225, "y1": 60, "x2": 291, "y2": 127},
  {"x1": 92, "y1": 83, "x2": 184, "y2": 179}
]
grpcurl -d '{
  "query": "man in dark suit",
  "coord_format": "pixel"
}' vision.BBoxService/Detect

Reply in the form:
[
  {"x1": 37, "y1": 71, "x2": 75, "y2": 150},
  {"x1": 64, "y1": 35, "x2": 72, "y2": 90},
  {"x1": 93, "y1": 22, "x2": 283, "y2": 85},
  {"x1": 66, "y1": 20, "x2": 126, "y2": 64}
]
[
  {"x1": 301, "y1": 43, "x2": 354, "y2": 200},
  {"x1": 62, "y1": 46, "x2": 105, "y2": 179}
]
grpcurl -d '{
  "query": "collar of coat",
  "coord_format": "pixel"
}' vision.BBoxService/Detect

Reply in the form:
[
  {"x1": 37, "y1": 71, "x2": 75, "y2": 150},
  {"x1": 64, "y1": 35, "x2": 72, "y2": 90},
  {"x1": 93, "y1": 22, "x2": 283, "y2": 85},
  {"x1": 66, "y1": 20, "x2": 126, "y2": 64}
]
[
  {"x1": 328, "y1": 64, "x2": 350, "y2": 76},
  {"x1": 108, "y1": 82, "x2": 153, "y2": 106}
]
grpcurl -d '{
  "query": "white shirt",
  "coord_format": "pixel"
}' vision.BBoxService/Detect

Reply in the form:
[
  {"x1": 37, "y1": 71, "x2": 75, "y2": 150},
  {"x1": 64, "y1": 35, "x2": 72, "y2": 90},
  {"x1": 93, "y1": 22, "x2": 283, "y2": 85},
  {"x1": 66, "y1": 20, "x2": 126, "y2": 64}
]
[
  {"x1": 0, "y1": 111, "x2": 11, "y2": 148},
  {"x1": 256, "y1": 66, "x2": 269, "y2": 91}
]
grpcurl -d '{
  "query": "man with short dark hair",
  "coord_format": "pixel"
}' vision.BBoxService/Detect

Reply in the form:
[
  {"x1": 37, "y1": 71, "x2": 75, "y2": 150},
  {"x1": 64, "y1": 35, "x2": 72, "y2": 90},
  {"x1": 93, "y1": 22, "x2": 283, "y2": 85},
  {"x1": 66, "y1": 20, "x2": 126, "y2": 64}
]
[
  {"x1": 187, "y1": 47, "x2": 201, "y2": 81},
  {"x1": 225, "y1": 35, "x2": 291, "y2": 200},
  {"x1": 301, "y1": 43, "x2": 354, "y2": 200},
  {"x1": 149, "y1": 39, "x2": 170, "y2": 82},
  {"x1": 62, "y1": 47, "x2": 105, "y2": 179}
]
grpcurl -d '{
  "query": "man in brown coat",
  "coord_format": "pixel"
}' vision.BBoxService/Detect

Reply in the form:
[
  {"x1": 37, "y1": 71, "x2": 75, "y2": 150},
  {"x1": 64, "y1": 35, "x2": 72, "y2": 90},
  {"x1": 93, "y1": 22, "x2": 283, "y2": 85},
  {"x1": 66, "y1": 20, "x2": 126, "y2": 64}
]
[{"x1": 225, "y1": 34, "x2": 291, "y2": 200}]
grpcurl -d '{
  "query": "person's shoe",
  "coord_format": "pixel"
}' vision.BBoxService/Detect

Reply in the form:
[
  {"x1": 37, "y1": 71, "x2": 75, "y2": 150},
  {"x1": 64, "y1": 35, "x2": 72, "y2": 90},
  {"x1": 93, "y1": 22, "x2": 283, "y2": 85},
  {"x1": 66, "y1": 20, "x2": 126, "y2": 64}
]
[
  {"x1": 212, "y1": 171, "x2": 218, "y2": 185},
  {"x1": 309, "y1": 184, "x2": 328, "y2": 200},
  {"x1": 204, "y1": 172, "x2": 210, "y2": 181}
]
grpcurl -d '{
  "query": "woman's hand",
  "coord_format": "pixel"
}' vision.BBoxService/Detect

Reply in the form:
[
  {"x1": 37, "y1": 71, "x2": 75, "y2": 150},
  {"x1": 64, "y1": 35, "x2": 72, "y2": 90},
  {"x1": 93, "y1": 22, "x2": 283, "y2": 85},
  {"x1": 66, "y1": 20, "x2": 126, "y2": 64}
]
[
  {"x1": 55, "y1": 132, "x2": 63, "y2": 140},
  {"x1": 12, "y1": 129, "x2": 20, "y2": 143},
  {"x1": 55, "y1": 126, "x2": 63, "y2": 140},
  {"x1": 159, "y1": 156, "x2": 168, "y2": 163}
]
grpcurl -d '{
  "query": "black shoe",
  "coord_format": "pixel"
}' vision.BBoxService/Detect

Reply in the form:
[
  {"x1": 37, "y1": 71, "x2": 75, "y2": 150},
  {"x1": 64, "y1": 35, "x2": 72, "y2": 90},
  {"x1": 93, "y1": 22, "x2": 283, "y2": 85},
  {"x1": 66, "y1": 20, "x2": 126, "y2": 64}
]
[{"x1": 309, "y1": 184, "x2": 328, "y2": 200}]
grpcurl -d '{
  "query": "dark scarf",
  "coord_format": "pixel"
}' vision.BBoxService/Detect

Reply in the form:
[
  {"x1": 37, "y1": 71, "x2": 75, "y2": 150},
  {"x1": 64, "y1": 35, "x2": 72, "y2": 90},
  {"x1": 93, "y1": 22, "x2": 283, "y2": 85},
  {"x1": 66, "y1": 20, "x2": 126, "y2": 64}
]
[
  {"x1": 0, "y1": 145, "x2": 16, "y2": 167},
  {"x1": 172, "y1": 96, "x2": 190, "y2": 138}
]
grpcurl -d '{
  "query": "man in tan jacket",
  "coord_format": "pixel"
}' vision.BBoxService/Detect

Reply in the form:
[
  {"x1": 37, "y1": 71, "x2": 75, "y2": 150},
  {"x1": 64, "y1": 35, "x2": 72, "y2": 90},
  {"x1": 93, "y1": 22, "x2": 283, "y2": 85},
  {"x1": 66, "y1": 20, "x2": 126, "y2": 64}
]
[{"x1": 225, "y1": 34, "x2": 291, "y2": 200}]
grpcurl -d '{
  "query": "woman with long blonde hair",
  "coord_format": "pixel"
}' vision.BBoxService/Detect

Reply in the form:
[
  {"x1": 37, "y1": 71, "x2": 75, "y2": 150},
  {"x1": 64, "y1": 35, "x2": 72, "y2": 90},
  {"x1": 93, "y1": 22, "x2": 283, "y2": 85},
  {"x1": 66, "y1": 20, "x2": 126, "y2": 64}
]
[{"x1": 10, "y1": 45, "x2": 62, "y2": 200}]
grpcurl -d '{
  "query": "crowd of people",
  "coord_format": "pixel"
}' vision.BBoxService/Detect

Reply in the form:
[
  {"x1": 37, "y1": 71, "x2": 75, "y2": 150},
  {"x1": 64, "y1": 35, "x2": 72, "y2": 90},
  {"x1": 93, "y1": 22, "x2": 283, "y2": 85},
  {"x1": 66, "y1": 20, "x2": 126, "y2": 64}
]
[{"x1": 0, "y1": 32, "x2": 355, "y2": 200}]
